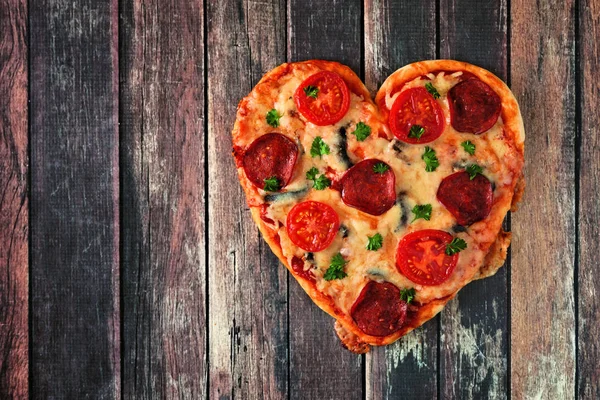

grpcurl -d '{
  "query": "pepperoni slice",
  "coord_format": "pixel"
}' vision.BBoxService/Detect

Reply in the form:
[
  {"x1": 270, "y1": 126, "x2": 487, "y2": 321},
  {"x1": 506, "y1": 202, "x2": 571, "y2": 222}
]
[
  {"x1": 437, "y1": 171, "x2": 493, "y2": 226},
  {"x1": 351, "y1": 281, "x2": 407, "y2": 337},
  {"x1": 291, "y1": 256, "x2": 315, "y2": 283},
  {"x1": 395, "y1": 230, "x2": 458, "y2": 286},
  {"x1": 340, "y1": 159, "x2": 396, "y2": 216},
  {"x1": 389, "y1": 87, "x2": 445, "y2": 144},
  {"x1": 286, "y1": 201, "x2": 340, "y2": 252},
  {"x1": 242, "y1": 133, "x2": 298, "y2": 191},
  {"x1": 294, "y1": 71, "x2": 350, "y2": 126},
  {"x1": 448, "y1": 78, "x2": 501, "y2": 134}
]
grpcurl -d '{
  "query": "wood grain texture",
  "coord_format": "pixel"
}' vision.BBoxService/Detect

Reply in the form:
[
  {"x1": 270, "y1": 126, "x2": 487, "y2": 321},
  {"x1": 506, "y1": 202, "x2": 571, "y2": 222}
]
[
  {"x1": 119, "y1": 0, "x2": 207, "y2": 398},
  {"x1": 578, "y1": 1, "x2": 600, "y2": 398},
  {"x1": 439, "y1": 1, "x2": 509, "y2": 398},
  {"x1": 0, "y1": 0, "x2": 28, "y2": 397},
  {"x1": 287, "y1": 1, "x2": 363, "y2": 399},
  {"x1": 29, "y1": 0, "x2": 120, "y2": 398},
  {"x1": 207, "y1": 0, "x2": 288, "y2": 398},
  {"x1": 363, "y1": 1, "x2": 439, "y2": 398},
  {"x1": 511, "y1": 0, "x2": 576, "y2": 397}
]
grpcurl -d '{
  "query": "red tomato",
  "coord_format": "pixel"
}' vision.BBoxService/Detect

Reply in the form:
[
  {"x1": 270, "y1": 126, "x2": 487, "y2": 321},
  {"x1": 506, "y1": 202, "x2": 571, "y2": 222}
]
[
  {"x1": 286, "y1": 201, "x2": 340, "y2": 252},
  {"x1": 294, "y1": 71, "x2": 350, "y2": 126},
  {"x1": 389, "y1": 87, "x2": 445, "y2": 144},
  {"x1": 395, "y1": 230, "x2": 458, "y2": 285}
]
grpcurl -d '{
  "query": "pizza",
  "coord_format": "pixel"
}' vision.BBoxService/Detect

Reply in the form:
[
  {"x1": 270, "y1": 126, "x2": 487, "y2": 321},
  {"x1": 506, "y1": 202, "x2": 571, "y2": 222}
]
[{"x1": 231, "y1": 60, "x2": 525, "y2": 353}]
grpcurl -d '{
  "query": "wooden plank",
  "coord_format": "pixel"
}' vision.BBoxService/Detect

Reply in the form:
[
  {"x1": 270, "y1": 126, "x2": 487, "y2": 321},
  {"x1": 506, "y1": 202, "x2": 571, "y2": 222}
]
[
  {"x1": 119, "y1": 0, "x2": 207, "y2": 398},
  {"x1": 511, "y1": 0, "x2": 576, "y2": 397},
  {"x1": 288, "y1": 1, "x2": 363, "y2": 399},
  {"x1": 29, "y1": 0, "x2": 120, "y2": 397},
  {"x1": 578, "y1": 1, "x2": 600, "y2": 398},
  {"x1": 363, "y1": 1, "x2": 439, "y2": 398},
  {"x1": 207, "y1": 0, "x2": 288, "y2": 398},
  {"x1": 438, "y1": 1, "x2": 509, "y2": 398},
  {"x1": 0, "y1": 0, "x2": 28, "y2": 397}
]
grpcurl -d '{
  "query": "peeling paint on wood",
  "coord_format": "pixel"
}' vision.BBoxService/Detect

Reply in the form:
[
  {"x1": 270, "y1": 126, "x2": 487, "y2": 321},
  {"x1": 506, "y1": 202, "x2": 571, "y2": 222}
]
[
  {"x1": 208, "y1": 0, "x2": 288, "y2": 398},
  {"x1": 120, "y1": 0, "x2": 208, "y2": 398},
  {"x1": 511, "y1": 0, "x2": 577, "y2": 397},
  {"x1": 0, "y1": 0, "x2": 28, "y2": 397},
  {"x1": 577, "y1": 0, "x2": 600, "y2": 398}
]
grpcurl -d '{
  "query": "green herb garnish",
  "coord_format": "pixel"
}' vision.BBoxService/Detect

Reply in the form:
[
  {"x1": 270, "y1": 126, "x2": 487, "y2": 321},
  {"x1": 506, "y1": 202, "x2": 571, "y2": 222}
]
[
  {"x1": 310, "y1": 136, "x2": 330, "y2": 158},
  {"x1": 266, "y1": 109, "x2": 282, "y2": 127},
  {"x1": 303, "y1": 85, "x2": 319, "y2": 99},
  {"x1": 425, "y1": 82, "x2": 441, "y2": 99},
  {"x1": 263, "y1": 176, "x2": 280, "y2": 192},
  {"x1": 324, "y1": 253, "x2": 348, "y2": 281},
  {"x1": 400, "y1": 288, "x2": 416, "y2": 304},
  {"x1": 411, "y1": 204, "x2": 432, "y2": 222},
  {"x1": 373, "y1": 162, "x2": 390, "y2": 174},
  {"x1": 461, "y1": 140, "x2": 476, "y2": 155},
  {"x1": 466, "y1": 164, "x2": 483, "y2": 180},
  {"x1": 366, "y1": 233, "x2": 383, "y2": 251},
  {"x1": 351, "y1": 122, "x2": 371, "y2": 141},
  {"x1": 422, "y1": 146, "x2": 439, "y2": 172},
  {"x1": 408, "y1": 125, "x2": 425, "y2": 140},
  {"x1": 445, "y1": 237, "x2": 467, "y2": 255}
]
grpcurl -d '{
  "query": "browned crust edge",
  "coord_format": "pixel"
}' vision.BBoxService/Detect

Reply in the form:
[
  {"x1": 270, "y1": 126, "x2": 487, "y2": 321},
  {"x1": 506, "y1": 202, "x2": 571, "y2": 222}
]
[{"x1": 233, "y1": 60, "x2": 525, "y2": 352}]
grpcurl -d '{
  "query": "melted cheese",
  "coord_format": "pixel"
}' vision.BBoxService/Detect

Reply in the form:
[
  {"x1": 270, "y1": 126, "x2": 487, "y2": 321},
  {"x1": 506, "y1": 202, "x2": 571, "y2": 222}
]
[{"x1": 240, "y1": 66, "x2": 519, "y2": 318}]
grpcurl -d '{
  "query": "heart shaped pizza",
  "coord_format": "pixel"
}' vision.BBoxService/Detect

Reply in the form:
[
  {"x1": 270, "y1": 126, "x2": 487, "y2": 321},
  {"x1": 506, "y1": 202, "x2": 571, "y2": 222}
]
[{"x1": 232, "y1": 60, "x2": 525, "y2": 353}]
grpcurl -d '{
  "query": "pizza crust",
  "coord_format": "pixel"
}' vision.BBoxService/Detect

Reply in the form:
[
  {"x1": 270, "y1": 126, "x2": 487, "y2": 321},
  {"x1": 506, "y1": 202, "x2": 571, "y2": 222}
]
[{"x1": 233, "y1": 60, "x2": 525, "y2": 352}]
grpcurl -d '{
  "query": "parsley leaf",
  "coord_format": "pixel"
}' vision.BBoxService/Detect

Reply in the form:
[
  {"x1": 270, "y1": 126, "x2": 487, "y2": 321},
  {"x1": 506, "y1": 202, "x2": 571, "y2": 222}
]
[
  {"x1": 303, "y1": 85, "x2": 319, "y2": 99},
  {"x1": 400, "y1": 288, "x2": 416, "y2": 304},
  {"x1": 306, "y1": 167, "x2": 331, "y2": 190},
  {"x1": 373, "y1": 162, "x2": 390, "y2": 174},
  {"x1": 425, "y1": 82, "x2": 441, "y2": 99},
  {"x1": 445, "y1": 237, "x2": 467, "y2": 255},
  {"x1": 411, "y1": 204, "x2": 432, "y2": 222},
  {"x1": 466, "y1": 164, "x2": 483, "y2": 180},
  {"x1": 324, "y1": 253, "x2": 348, "y2": 281},
  {"x1": 366, "y1": 233, "x2": 383, "y2": 251},
  {"x1": 351, "y1": 122, "x2": 371, "y2": 141},
  {"x1": 422, "y1": 146, "x2": 439, "y2": 172},
  {"x1": 408, "y1": 125, "x2": 425, "y2": 140},
  {"x1": 266, "y1": 109, "x2": 282, "y2": 127},
  {"x1": 310, "y1": 136, "x2": 330, "y2": 158},
  {"x1": 461, "y1": 140, "x2": 476, "y2": 155},
  {"x1": 313, "y1": 174, "x2": 331, "y2": 190},
  {"x1": 306, "y1": 167, "x2": 319, "y2": 181},
  {"x1": 263, "y1": 176, "x2": 280, "y2": 192}
]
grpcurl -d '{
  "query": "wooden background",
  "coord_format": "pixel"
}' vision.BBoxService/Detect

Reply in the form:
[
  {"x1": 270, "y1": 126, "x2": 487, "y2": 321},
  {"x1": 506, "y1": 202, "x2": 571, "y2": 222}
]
[{"x1": 0, "y1": 0, "x2": 598, "y2": 398}]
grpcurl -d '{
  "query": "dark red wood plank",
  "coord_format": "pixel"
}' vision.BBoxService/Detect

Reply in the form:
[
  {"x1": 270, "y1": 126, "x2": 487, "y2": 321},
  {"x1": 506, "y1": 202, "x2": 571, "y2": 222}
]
[
  {"x1": 0, "y1": 0, "x2": 28, "y2": 397},
  {"x1": 29, "y1": 0, "x2": 120, "y2": 397},
  {"x1": 207, "y1": 0, "x2": 288, "y2": 398},
  {"x1": 288, "y1": 1, "x2": 363, "y2": 399},
  {"x1": 363, "y1": 1, "x2": 439, "y2": 398},
  {"x1": 119, "y1": 0, "x2": 207, "y2": 397},
  {"x1": 578, "y1": 0, "x2": 600, "y2": 398},
  {"x1": 511, "y1": 0, "x2": 576, "y2": 397},
  {"x1": 438, "y1": 1, "x2": 510, "y2": 398}
]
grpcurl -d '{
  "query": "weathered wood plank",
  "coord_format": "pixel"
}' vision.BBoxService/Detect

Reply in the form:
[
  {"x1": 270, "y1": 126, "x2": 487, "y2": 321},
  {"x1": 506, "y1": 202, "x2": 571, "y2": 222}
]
[
  {"x1": 207, "y1": 0, "x2": 288, "y2": 398},
  {"x1": 578, "y1": 1, "x2": 600, "y2": 398},
  {"x1": 119, "y1": 0, "x2": 207, "y2": 398},
  {"x1": 438, "y1": 1, "x2": 509, "y2": 398},
  {"x1": 363, "y1": 1, "x2": 439, "y2": 398},
  {"x1": 288, "y1": 1, "x2": 363, "y2": 399},
  {"x1": 511, "y1": 0, "x2": 576, "y2": 397},
  {"x1": 0, "y1": 0, "x2": 28, "y2": 397},
  {"x1": 29, "y1": 0, "x2": 120, "y2": 397}
]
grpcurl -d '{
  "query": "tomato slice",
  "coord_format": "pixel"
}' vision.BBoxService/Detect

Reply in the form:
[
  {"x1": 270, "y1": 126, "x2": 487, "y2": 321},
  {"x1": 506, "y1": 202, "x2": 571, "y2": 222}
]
[
  {"x1": 294, "y1": 71, "x2": 350, "y2": 126},
  {"x1": 395, "y1": 230, "x2": 458, "y2": 285},
  {"x1": 286, "y1": 201, "x2": 340, "y2": 252},
  {"x1": 389, "y1": 87, "x2": 445, "y2": 144}
]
